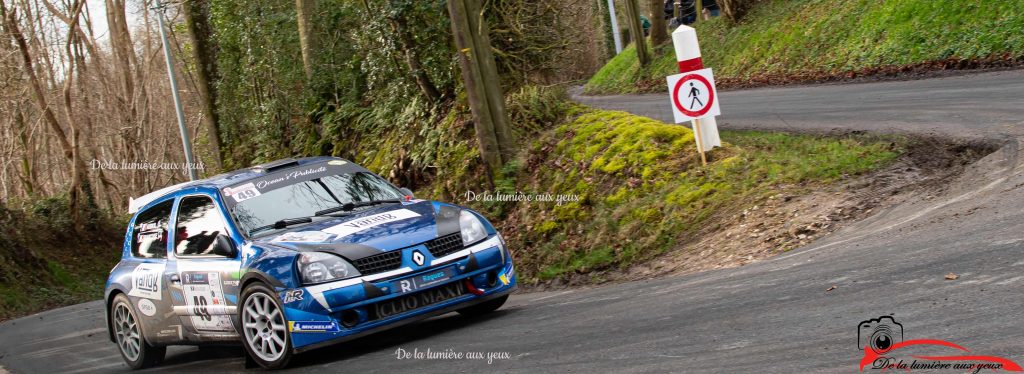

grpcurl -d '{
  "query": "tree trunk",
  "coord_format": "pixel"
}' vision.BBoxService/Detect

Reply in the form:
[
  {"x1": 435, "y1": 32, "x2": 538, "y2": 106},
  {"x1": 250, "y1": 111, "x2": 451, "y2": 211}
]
[
  {"x1": 387, "y1": 10, "x2": 442, "y2": 103},
  {"x1": 182, "y1": 0, "x2": 223, "y2": 170},
  {"x1": 596, "y1": 0, "x2": 616, "y2": 60},
  {"x1": 446, "y1": 0, "x2": 502, "y2": 183},
  {"x1": 295, "y1": 0, "x2": 316, "y2": 81},
  {"x1": 60, "y1": 1, "x2": 93, "y2": 223},
  {"x1": 104, "y1": 0, "x2": 134, "y2": 100},
  {"x1": 649, "y1": 0, "x2": 668, "y2": 46},
  {"x1": 718, "y1": 0, "x2": 753, "y2": 22},
  {"x1": 624, "y1": 0, "x2": 650, "y2": 66},
  {"x1": 13, "y1": 109, "x2": 36, "y2": 196},
  {"x1": 463, "y1": 0, "x2": 514, "y2": 160}
]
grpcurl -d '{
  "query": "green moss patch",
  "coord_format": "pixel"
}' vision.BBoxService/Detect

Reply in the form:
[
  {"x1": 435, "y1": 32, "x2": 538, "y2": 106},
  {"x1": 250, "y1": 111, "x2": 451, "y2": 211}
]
[{"x1": 500, "y1": 106, "x2": 901, "y2": 284}]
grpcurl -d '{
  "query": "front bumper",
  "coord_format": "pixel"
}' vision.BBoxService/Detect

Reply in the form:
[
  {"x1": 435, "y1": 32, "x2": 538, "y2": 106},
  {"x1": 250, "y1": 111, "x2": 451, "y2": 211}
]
[{"x1": 281, "y1": 235, "x2": 517, "y2": 352}]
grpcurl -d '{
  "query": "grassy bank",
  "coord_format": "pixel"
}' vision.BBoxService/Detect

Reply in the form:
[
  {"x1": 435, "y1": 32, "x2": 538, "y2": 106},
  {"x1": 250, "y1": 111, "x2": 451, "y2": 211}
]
[
  {"x1": 488, "y1": 106, "x2": 901, "y2": 285},
  {"x1": 0, "y1": 199, "x2": 121, "y2": 321},
  {"x1": 585, "y1": 0, "x2": 1024, "y2": 94}
]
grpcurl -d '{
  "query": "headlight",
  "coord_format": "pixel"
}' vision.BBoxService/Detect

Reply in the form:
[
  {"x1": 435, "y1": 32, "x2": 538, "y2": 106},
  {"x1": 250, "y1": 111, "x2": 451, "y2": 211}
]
[
  {"x1": 298, "y1": 252, "x2": 360, "y2": 284},
  {"x1": 497, "y1": 233, "x2": 508, "y2": 263},
  {"x1": 459, "y1": 210, "x2": 487, "y2": 246}
]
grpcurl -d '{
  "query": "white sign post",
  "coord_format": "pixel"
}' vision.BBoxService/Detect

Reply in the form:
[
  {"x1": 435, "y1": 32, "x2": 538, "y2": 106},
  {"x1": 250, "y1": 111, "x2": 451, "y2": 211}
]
[{"x1": 666, "y1": 25, "x2": 721, "y2": 166}]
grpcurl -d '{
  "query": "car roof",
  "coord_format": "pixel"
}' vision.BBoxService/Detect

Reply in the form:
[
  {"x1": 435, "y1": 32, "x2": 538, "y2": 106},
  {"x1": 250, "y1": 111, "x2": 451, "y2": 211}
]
[{"x1": 128, "y1": 156, "x2": 345, "y2": 214}]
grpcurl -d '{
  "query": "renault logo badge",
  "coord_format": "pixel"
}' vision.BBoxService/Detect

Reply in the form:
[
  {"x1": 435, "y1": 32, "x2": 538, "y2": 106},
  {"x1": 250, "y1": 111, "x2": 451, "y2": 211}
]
[{"x1": 412, "y1": 251, "x2": 425, "y2": 266}]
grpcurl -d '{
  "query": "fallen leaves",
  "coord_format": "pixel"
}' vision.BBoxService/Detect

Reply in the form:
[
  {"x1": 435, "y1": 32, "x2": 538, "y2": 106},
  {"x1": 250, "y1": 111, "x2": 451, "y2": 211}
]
[
  {"x1": 944, "y1": 273, "x2": 959, "y2": 280},
  {"x1": 826, "y1": 285, "x2": 837, "y2": 292}
]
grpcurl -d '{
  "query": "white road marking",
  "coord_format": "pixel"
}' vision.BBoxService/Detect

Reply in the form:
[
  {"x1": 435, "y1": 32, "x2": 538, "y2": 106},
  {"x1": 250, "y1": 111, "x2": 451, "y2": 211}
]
[
  {"x1": 60, "y1": 353, "x2": 125, "y2": 370},
  {"x1": 552, "y1": 295, "x2": 620, "y2": 307},
  {"x1": 61, "y1": 361, "x2": 126, "y2": 374},
  {"x1": 527, "y1": 290, "x2": 574, "y2": 303},
  {"x1": 991, "y1": 238, "x2": 1024, "y2": 246},
  {"x1": 23, "y1": 328, "x2": 105, "y2": 346},
  {"x1": 995, "y1": 276, "x2": 1024, "y2": 285},
  {"x1": 23, "y1": 341, "x2": 97, "y2": 358},
  {"x1": 772, "y1": 176, "x2": 1009, "y2": 262}
]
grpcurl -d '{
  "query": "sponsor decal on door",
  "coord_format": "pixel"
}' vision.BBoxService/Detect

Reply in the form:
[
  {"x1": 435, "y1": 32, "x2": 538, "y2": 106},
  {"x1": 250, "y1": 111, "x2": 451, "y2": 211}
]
[{"x1": 181, "y1": 271, "x2": 235, "y2": 332}]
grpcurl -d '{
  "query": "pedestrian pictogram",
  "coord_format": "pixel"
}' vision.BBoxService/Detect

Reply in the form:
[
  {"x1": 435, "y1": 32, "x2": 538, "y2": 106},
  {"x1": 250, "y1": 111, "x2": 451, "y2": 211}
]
[
  {"x1": 667, "y1": 68, "x2": 720, "y2": 123},
  {"x1": 687, "y1": 82, "x2": 704, "y2": 109}
]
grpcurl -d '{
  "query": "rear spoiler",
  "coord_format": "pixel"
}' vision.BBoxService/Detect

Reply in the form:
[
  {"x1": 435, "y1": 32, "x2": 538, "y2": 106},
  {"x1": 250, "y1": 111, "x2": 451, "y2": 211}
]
[{"x1": 127, "y1": 181, "x2": 192, "y2": 214}]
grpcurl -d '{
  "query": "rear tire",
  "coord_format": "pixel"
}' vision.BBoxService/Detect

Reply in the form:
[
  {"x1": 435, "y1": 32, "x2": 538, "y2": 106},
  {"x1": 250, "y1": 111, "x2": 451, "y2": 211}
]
[
  {"x1": 240, "y1": 283, "x2": 293, "y2": 369},
  {"x1": 111, "y1": 294, "x2": 165, "y2": 369},
  {"x1": 457, "y1": 295, "x2": 509, "y2": 317}
]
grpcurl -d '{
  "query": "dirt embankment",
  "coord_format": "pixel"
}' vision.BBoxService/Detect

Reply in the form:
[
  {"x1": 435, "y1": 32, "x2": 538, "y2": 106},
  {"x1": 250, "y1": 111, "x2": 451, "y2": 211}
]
[{"x1": 530, "y1": 137, "x2": 998, "y2": 291}]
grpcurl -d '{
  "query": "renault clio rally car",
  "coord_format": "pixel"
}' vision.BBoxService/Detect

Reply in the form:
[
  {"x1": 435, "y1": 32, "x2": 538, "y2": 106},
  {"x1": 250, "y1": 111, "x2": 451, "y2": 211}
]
[{"x1": 105, "y1": 157, "x2": 516, "y2": 369}]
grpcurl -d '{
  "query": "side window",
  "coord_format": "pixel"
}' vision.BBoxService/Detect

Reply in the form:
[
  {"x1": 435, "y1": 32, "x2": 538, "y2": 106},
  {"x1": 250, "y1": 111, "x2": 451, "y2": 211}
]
[
  {"x1": 132, "y1": 200, "x2": 173, "y2": 259},
  {"x1": 175, "y1": 196, "x2": 229, "y2": 256}
]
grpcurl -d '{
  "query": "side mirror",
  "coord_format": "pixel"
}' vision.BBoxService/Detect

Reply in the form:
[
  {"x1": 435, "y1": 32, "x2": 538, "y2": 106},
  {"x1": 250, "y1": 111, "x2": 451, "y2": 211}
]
[
  {"x1": 212, "y1": 234, "x2": 238, "y2": 258},
  {"x1": 399, "y1": 187, "x2": 414, "y2": 199}
]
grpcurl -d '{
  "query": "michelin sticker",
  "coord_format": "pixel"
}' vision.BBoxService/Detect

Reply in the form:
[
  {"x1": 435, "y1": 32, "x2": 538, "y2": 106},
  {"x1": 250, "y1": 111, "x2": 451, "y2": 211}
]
[
  {"x1": 289, "y1": 321, "x2": 340, "y2": 333},
  {"x1": 323, "y1": 209, "x2": 420, "y2": 238},
  {"x1": 272, "y1": 231, "x2": 334, "y2": 243},
  {"x1": 181, "y1": 271, "x2": 235, "y2": 332},
  {"x1": 138, "y1": 299, "x2": 157, "y2": 317},
  {"x1": 129, "y1": 263, "x2": 165, "y2": 300}
]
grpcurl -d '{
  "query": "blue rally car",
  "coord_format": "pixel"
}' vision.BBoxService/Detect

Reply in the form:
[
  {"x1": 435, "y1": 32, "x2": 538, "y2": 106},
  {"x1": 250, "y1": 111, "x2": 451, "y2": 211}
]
[{"x1": 105, "y1": 157, "x2": 516, "y2": 369}]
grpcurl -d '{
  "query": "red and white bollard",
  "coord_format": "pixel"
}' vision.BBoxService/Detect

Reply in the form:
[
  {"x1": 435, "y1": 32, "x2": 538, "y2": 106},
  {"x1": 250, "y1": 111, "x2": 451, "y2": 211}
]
[{"x1": 671, "y1": 25, "x2": 721, "y2": 159}]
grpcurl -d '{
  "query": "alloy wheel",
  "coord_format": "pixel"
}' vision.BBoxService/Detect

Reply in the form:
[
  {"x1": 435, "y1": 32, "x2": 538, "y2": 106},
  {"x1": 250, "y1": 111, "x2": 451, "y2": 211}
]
[
  {"x1": 113, "y1": 303, "x2": 141, "y2": 361},
  {"x1": 242, "y1": 292, "x2": 287, "y2": 362}
]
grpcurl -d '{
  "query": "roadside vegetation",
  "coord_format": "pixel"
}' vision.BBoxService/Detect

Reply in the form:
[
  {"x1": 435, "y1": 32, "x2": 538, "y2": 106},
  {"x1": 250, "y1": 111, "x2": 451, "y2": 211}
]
[
  {"x1": 586, "y1": 0, "x2": 1024, "y2": 94},
  {"x1": 0, "y1": 199, "x2": 121, "y2": 321}
]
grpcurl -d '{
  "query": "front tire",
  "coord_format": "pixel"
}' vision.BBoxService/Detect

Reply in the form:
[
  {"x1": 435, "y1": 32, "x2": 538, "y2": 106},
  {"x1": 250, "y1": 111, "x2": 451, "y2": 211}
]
[
  {"x1": 111, "y1": 294, "x2": 165, "y2": 369},
  {"x1": 457, "y1": 294, "x2": 509, "y2": 317},
  {"x1": 240, "y1": 283, "x2": 293, "y2": 369}
]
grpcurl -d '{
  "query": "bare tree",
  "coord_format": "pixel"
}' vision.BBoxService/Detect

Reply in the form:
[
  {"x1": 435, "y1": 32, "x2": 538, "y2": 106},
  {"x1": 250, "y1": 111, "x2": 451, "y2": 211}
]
[
  {"x1": 0, "y1": 0, "x2": 212, "y2": 213},
  {"x1": 5, "y1": 5, "x2": 72, "y2": 184}
]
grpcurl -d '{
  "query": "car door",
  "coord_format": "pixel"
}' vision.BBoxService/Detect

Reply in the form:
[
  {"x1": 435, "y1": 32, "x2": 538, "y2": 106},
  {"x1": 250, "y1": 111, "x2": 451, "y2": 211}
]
[
  {"x1": 167, "y1": 193, "x2": 244, "y2": 338},
  {"x1": 124, "y1": 199, "x2": 181, "y2": 344}
]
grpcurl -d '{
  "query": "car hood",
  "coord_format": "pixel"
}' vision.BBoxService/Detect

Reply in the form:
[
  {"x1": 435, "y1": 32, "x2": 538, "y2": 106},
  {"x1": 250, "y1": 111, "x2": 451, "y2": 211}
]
[{"x1": 252, "y1": 200, "x2": 463, "y2": 259}]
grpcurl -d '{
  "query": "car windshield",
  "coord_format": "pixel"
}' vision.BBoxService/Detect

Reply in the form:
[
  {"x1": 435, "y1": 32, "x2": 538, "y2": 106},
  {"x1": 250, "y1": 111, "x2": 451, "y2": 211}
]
[{"x1": 229, "y1": 171, "x2": 404, "y2": 237}]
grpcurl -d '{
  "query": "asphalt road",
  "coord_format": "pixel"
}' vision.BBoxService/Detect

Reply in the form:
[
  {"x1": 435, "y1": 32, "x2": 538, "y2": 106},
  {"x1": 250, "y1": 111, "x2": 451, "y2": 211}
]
[
  {"x1": 2, "y1": 70, "x2": 1023, "y2": 373},
  {"x1": 574, "y1": 69, "x2": 1024, "y2": 140}
]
